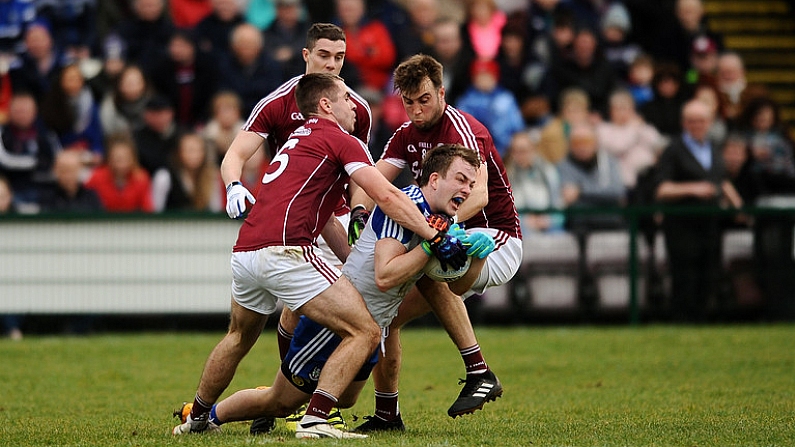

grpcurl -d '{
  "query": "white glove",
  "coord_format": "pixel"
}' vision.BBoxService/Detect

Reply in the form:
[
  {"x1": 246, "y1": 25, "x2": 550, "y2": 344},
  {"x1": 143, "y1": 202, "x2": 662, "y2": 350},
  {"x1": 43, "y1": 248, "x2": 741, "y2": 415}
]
[{"x1": 226, "y1": 182, "x2": 255, "y2": 219}]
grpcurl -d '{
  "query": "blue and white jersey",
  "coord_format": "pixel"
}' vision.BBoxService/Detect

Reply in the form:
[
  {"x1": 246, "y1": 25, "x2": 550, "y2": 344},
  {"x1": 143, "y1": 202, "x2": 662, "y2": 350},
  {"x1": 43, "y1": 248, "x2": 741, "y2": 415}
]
[{"x1": 342, "y1": 184, "x2": 430, "y2": 328}]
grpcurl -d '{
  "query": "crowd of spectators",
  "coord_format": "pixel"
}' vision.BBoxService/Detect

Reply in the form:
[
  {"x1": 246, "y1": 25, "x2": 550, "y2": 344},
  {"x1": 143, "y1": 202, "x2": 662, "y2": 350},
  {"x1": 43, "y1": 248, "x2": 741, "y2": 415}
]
[{"x1": 1, "y1": 0, "x2": 795, "y2": 330}]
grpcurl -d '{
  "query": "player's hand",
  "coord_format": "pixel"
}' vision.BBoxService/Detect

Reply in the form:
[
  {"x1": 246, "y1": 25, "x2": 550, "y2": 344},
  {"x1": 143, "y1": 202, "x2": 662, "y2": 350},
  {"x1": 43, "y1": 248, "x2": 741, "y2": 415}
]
[
  {"x1": 447, "y1": 223, "x2": 467, "y2": 241},
  {"x1": 348, "y1": 205, "x2": 370, "y2": 245},
  {"x1": 226, "y1": 182, "x2": 255, "y2": 219},
  {"x1": 464, "y1": 232, "x2": 495, "y2": 259},
  {"x1": 426, "y1": 213, "x2": 453, "y2": 233},
  {"x1": 426, "y1": 232, "x2": 468, "y2": 271}
]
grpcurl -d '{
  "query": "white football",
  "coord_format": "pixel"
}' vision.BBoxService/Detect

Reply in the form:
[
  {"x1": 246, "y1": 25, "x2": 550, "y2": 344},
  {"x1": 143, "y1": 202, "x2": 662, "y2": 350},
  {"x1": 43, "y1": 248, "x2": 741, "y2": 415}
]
[{"x1": 422, "y1": 255, "x2": 473, "y2": 282}]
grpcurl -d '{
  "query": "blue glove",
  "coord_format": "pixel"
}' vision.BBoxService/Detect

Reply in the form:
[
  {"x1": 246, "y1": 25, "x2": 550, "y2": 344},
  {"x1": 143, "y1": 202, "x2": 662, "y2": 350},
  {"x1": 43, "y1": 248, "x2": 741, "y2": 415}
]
[
  {"x1": 425, "y1": 233, "x2": 468, "y2": 271},
  {"x1": 447, "y1": 223, "x2": 467, "y2": 241},
  {"x1": 465, "y1": 232, "x2": 495, "y2": 259}
]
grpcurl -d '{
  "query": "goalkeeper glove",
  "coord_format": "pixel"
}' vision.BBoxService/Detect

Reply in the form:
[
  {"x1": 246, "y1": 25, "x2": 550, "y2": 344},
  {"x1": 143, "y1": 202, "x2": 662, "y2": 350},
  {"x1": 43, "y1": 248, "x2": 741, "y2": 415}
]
[
  {"x1": 226, "y1": 181, "x2": 255, "y2": 219},
  {"x1": 348, "y1": 205, "x2": 370, "y2": 245}
]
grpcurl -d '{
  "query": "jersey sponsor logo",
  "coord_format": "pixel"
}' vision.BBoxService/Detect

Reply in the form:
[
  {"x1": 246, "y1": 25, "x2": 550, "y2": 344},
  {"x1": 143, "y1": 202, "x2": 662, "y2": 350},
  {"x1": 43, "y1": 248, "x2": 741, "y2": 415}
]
[
  {"x1": 290, "y1": 112, "x2": 304, "y2": 121},
  {"x1": 292, "y1": 126, "x2": 311, "y2": 137}
]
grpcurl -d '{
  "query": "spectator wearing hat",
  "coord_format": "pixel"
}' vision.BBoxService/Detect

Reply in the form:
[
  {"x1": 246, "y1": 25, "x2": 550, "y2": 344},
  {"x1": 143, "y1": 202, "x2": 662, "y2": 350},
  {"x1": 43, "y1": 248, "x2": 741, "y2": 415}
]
[
  {"x1": 600, "y1": 2, "x2": 641, "y2": 83},
  {"x1": 133, "y1": 94, "x2": 183, "y2": 176},
  {"x1": 686, "y1": 34, "x2": 719, "y2": 88},
  {"x1": 456, "y1": 59, "x2": 525, "y2": 157}
]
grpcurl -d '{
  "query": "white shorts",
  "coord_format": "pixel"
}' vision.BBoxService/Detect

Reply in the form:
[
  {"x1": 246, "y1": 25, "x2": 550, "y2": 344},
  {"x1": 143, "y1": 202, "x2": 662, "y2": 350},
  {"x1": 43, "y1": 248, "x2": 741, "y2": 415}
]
[
  {"x1": 463, "y1": 228, "x2": 522, "y2": 299},
  {"x1": 231, "y1": 245, "x2": 341, "y2": 314},
  {"x1": 316, "y1": 213, "x2": 349, "y2": 268}
]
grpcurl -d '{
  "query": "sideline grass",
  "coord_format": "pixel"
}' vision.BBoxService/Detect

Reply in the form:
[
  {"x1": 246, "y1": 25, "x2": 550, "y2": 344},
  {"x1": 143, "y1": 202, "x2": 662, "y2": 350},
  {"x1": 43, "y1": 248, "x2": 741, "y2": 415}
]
[{"x1": 1, "y1": 325, "x2": 794, "y2": 446}]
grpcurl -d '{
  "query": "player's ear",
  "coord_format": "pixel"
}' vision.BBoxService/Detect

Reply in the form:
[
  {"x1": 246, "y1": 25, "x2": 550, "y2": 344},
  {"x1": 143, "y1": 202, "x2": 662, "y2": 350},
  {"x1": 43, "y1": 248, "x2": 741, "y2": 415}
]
[
  {"x1": 302, "y1": 48, "x2": 309, "y2": 63},
  {"x1": 438, "y1": 86, "x2": 446, "y2": 102},
  {"x1": 429, "y1": 171, "x2": 440, "y2": 190}
]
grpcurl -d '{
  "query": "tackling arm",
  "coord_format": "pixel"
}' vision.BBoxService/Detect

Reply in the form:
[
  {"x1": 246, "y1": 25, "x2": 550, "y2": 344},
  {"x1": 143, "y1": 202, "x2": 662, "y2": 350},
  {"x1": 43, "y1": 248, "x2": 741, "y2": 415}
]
[
  {"x1": 348, "y1": 159, "x2": 405, "y2": 213},
  {"x1": 350, "y1": 165, "x2": 438, "y2": 241}
]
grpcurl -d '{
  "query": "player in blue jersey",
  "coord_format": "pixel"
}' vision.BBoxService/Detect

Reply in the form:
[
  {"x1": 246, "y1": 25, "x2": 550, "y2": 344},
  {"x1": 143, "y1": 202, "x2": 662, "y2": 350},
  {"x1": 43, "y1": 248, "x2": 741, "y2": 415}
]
[{"x1": 182, "y1": 145, "x2": 497, "y2": 436}]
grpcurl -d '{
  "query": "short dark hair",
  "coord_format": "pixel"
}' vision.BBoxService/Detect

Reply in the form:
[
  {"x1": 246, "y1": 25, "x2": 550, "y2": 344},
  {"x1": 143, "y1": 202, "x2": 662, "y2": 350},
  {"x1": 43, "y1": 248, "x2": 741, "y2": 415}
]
[
  {"x1": 306, "y1": 23, "x2": 346, "y2": 50},
  {"x1": 393, "y1": 54, "x2": 444, "y2": 96},
  {"x1": 419, "y1": 144, "x2": 481, "y2": 187},
  {"x1": 295, "y1": 73, "x2": 343, "y2": 117}
]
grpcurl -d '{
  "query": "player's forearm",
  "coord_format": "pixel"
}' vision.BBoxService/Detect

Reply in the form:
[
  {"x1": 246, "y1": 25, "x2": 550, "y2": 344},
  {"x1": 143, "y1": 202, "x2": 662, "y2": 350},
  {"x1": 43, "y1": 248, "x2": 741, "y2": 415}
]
[
  {"x1": 221, "y1": 131, "x2": 264, "y2": 184},
  {"x1": 375, "y1": 246, "x2": 428, "y2": 291},
  {"x1": 374, "y1": 187, "x2": 437, "y2": 240},
  {"x1": 348, "y1": 180, "x2": 375, "y2": 213}
]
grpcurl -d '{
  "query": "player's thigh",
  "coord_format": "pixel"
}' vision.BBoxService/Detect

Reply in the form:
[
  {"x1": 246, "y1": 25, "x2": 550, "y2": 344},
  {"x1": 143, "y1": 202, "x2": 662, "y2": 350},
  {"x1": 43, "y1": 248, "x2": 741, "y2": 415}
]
[
  {"x1": 228, "y1": 299, "x2": 269, "y2": 339},
  {"x1": 464, "y1": 232, "x2": 522, "y2": 297},
  {"x1": 234, "y1": 246, "x2": 341, "y2": 313},
  {"x1": 298, "y1": 275, "x2": 377, "y2": 338},
  {"x1": 389, "y1": 280, "x2": 448, "y2": 329}
]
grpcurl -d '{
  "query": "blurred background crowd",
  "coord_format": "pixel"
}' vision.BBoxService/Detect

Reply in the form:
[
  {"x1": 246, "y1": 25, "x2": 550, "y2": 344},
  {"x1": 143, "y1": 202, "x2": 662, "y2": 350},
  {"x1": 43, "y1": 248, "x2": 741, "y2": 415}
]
[{"x1": 2, "y1": 0, "x2": 795, "y2": 337}]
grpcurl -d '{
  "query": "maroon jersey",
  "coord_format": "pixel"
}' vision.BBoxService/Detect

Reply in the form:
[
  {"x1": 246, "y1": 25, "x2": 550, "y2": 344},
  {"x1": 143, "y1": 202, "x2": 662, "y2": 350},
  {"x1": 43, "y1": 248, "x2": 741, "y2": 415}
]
[
  {"x1": 243, "y1": 74, "x2": 372, "y2": 158},
  {"x1": 234, "y1": 118, "x2": 375, "y2": 252},
  {"x1": 381, "y1": 105, "x2": 522, "y2": 239}
]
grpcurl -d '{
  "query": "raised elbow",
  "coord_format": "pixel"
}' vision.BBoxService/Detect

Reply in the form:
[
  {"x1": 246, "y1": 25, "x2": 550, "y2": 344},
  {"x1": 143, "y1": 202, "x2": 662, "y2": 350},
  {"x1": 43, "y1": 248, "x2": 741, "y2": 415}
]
[{"x1": 374, "y1": 276, "x2": 393, "y2": 292}]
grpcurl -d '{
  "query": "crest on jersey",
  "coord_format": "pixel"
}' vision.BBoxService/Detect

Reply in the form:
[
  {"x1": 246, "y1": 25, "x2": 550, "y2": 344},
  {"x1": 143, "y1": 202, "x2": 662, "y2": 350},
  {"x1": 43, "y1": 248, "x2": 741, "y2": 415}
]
[{"x1": 309, "y1": 367, "x2": 321, "y2": 381}]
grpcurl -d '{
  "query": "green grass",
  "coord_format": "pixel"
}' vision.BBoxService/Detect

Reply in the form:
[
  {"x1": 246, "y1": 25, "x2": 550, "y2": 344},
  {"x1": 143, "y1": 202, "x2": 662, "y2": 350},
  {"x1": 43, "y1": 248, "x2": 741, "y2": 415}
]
[{"x1": 1, "y1": 325, "x2": 794, "y2": 446}]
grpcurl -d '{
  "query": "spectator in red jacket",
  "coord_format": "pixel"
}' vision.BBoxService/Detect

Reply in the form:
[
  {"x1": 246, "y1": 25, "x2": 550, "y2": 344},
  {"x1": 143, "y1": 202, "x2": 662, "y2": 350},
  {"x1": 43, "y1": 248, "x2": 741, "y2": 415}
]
[
  {"x1": 334, "y1": 0, "x2": 396, "y2": 91},
  {"x1": 85, "y1": 133, "x2": 154, "y2": 212}
]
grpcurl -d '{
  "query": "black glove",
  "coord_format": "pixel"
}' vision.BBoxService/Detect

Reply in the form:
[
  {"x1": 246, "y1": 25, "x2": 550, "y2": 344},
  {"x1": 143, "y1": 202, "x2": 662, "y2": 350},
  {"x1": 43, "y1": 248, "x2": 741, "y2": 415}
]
[
  {"x1": 425, "y1": 231, "x2": 468, "y2": 271},
  {"x1": 348, "y1": 205, "x2": 370, "y2": 245}
]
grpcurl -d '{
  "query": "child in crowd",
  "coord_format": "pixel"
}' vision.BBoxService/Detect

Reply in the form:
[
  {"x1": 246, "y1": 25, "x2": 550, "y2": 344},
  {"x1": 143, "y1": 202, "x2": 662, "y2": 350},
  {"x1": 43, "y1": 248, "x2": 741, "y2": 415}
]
[{"x1": 456, "y1": 59, "x2": 525, "y2": 157}]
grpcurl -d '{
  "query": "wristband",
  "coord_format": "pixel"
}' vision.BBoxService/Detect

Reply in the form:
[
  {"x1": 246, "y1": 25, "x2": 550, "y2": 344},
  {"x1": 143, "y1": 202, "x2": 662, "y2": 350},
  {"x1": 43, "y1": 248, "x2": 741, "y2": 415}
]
[
  {"x1": 226, "y1": 181, "x2": 242, "y2": 192},
  {"x1": 351, "y1": 204, "x2": 367, "y2": 212},
  {"x1": 421, "y1": 241, "x2": 433, "y2": 256}
]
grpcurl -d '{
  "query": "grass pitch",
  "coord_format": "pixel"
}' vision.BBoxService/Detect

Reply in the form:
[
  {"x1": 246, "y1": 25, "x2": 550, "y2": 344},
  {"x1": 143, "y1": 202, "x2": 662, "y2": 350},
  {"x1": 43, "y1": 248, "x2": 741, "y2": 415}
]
[{"x1": 1, "y1": 325, "x2": 794, "y2": 446}]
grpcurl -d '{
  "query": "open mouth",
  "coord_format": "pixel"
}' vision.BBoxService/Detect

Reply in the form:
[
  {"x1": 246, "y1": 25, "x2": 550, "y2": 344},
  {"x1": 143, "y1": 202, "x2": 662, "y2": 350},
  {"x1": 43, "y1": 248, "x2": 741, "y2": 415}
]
[{"x1": 452, "y1": 197, "x2": 464, "y2": 206}]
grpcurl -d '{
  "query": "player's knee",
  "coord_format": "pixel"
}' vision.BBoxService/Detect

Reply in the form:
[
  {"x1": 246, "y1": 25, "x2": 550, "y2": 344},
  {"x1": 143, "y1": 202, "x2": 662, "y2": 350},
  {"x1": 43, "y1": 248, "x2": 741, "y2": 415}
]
[{"x1": 271, "y1": 401, "x2": 298, "y2": 418}]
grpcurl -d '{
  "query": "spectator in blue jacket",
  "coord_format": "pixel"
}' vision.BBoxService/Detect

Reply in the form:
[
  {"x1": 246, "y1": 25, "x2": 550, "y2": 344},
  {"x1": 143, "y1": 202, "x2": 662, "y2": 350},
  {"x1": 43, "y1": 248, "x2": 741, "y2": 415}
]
[{"x1": 456, "y1": 58, "x2": 525, "y2": 157}]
